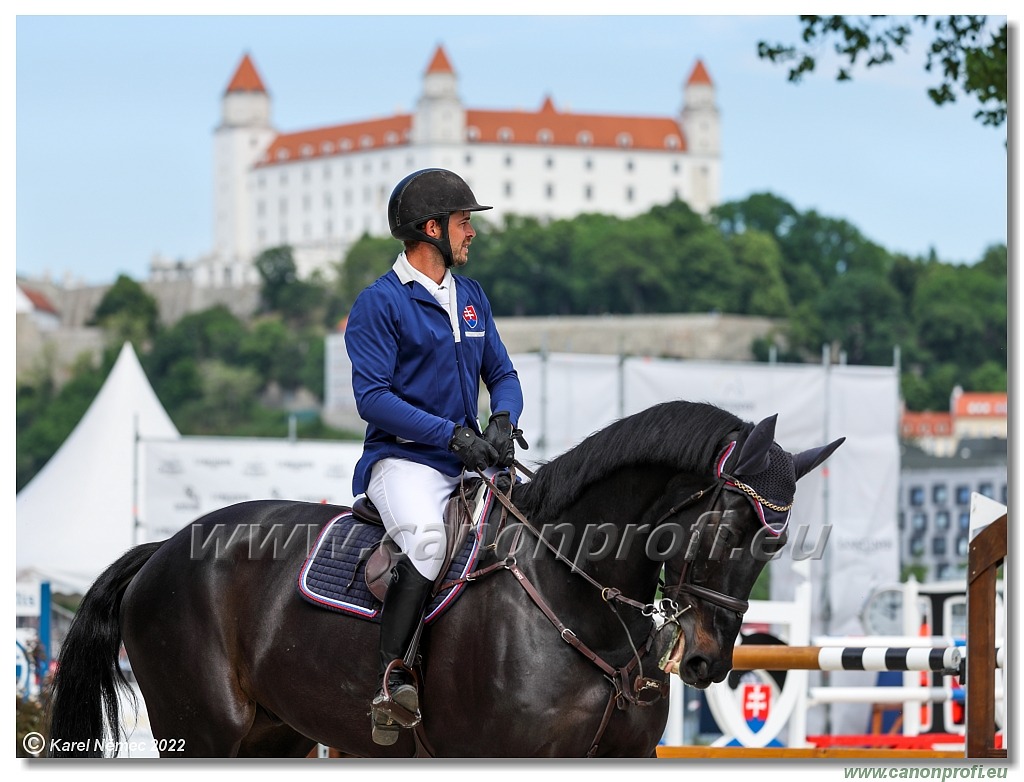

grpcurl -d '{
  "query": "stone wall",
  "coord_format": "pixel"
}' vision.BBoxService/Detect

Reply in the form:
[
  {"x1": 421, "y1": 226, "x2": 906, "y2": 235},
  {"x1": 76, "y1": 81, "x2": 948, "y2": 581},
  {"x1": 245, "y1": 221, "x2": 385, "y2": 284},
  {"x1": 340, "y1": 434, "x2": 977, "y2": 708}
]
[{"x1": 495, "y1": 313, "x2": 781, "y2": 361}]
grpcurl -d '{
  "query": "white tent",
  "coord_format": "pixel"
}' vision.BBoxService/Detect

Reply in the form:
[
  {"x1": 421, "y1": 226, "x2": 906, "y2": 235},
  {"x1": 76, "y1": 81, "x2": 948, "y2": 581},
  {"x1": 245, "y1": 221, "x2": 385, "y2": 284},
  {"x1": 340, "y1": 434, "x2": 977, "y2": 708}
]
[{"x1": 16, "y1": 342, "x2": 180, "y2": 593}]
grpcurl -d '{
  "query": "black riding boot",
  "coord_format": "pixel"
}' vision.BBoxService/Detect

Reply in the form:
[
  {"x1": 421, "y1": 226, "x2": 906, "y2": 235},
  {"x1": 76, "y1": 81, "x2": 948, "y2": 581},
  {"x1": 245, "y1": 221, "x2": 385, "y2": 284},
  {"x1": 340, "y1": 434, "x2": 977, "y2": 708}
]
[{"x1": 370, "y1": 557, "x2": 433, "y2": 746}]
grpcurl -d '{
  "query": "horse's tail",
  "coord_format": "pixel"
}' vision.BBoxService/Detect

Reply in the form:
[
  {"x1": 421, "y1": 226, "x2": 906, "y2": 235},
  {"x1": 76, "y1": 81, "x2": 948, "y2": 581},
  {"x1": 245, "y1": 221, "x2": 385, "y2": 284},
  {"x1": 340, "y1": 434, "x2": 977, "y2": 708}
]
[{"x1": 45, "y1": 541, "x2": 163, "y2": 758}]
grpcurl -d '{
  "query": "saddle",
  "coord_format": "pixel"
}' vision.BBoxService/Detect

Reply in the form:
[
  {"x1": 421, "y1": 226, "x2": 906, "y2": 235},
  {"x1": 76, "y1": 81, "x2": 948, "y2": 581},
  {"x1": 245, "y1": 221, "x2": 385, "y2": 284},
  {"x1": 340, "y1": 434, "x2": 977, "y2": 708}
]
[{"x1": 356, "y1": 478, "x2": 486, "y2": 602}]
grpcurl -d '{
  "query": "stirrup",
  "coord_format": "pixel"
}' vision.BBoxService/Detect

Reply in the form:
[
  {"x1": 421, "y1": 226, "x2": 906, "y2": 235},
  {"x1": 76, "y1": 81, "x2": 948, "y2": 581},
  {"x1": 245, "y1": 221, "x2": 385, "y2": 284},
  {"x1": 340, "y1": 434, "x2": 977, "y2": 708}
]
[{"x1": 370, "y1": 662, "x2": 421, "y2": 745}]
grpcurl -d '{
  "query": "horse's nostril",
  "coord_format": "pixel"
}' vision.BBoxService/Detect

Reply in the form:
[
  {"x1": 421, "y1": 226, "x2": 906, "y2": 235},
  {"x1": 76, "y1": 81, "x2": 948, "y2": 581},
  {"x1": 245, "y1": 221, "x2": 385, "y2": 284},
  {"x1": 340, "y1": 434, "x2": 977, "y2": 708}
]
[{"x1": 686, "y1": 655, "x2": 711, "y2": 681}]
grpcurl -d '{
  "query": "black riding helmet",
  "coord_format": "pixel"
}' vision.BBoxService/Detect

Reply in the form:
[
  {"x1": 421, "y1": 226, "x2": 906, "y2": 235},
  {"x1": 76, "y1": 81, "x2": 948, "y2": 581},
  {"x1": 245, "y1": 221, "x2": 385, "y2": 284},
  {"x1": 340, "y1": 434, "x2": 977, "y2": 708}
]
[{"x1": 388, "y1": 169, "x2": 492, "y2": 267}]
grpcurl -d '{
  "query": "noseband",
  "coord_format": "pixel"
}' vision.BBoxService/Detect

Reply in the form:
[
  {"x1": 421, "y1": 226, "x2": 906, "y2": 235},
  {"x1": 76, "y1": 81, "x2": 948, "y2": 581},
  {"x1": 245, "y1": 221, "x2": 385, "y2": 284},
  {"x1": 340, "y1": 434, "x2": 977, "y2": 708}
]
[{"x1": 657, "y1": 475, "x2": 752, "y2": 617}]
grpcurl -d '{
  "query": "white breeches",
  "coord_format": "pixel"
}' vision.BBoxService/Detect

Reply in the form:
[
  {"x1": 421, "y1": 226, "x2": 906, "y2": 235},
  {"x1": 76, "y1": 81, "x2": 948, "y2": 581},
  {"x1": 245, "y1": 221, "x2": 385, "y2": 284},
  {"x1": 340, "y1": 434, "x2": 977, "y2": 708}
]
[{"x1": 366, "y1": 458, "x2": 461, "y2": 580}]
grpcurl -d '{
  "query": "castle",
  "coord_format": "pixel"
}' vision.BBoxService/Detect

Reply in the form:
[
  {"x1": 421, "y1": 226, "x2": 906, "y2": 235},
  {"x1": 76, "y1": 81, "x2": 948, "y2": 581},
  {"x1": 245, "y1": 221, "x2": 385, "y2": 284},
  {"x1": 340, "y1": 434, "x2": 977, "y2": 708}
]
[{"x1": 152, "y1": 44, "x2": 721, "y2": 288}]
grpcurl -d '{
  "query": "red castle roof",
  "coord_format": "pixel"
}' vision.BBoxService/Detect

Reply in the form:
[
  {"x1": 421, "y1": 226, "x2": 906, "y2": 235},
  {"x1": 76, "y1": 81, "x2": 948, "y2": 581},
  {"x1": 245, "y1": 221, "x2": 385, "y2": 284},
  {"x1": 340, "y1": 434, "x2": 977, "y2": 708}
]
[
  {"x1": 251, "y1": 47, "x2": 701, "y2": 166},
  {"x1": 226, "y1": 53, "x2": 267, "y2": 94}
]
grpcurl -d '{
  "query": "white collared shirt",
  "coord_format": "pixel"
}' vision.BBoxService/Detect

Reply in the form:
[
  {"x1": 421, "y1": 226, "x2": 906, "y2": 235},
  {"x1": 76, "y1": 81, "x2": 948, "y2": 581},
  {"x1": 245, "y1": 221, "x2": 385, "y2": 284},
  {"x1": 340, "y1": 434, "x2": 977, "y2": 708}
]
[{"x1": 393, "y1": 253, "x2": 460, "y2": 342}]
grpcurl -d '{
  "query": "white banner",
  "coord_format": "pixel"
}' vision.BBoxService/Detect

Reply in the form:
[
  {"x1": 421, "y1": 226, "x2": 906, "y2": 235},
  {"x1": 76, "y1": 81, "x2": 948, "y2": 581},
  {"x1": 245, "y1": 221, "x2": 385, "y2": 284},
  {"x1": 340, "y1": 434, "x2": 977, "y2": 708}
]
[
  {"x1": 140, "y1": 438, "x2": 363, "y2": 542},
  {"x1": 514, "y1": 353, "x2": 622, "y2": 464}
]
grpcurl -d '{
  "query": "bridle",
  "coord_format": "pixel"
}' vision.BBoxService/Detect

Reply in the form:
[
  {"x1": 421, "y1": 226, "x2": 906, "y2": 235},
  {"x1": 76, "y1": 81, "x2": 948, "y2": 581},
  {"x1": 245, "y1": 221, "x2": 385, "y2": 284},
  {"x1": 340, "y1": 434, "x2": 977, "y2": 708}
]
[
  {"x1": 434, "y1": 461, "x2": 761, "y2": 756},
  {"x1": 656, "y1": 474, "x2": 754, "y2": 618}
]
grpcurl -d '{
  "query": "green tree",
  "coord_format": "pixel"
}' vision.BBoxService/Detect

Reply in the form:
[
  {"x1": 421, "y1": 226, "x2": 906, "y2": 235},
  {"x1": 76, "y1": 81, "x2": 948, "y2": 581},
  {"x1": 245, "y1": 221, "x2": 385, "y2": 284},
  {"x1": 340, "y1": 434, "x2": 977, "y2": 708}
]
[
  {"x1": 758, "y1": 15, "x2": 1008, "y2": 129},
  {"x1": 174, "y1": 360, "x2": 263, "y2": 433},
  {"x1": 89, "y1": 274, "x2": 160, "y2": 346},
  {"x1": 254, "y1": 245, "x2": 327, "y2": 326},
  {"x1": 336, "y1": 235, "x2": 401, "y2": 313},
  {"x1": 674, "y1": 230, "x2": 738, "y2": 313},
  {"x1": 239, "y1": 317, "x2": 305, "y2": 390},
  {"x1": 814, "y1": 269, "x2": 904, "y2": 365},
  {"x1": 968, "y1": 361, "x2": 1007, "y2": 393},
  {"x1": 912, "y1": 263, "x2": 1006, "y2": 368},
  {"x1": 16, "y1": 353, "x2": 109, "y2": 491},
  {"x1": 728, "y1": 230, "x2": 792, "y2": 316},
  {"x1": 712, "y1": 192, "x2": 800, "y2": 240}
]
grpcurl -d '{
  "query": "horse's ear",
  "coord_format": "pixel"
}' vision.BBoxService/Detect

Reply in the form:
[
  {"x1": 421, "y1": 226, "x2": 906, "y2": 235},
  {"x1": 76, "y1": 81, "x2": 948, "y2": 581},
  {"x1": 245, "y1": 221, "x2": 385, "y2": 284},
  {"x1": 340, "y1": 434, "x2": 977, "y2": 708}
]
[
  {"x1": 733, "y1": 414, "x2": 778, "y2": 476},
  {"x1": 794, "y1": 437, "x2": 845, "y2": 480}
]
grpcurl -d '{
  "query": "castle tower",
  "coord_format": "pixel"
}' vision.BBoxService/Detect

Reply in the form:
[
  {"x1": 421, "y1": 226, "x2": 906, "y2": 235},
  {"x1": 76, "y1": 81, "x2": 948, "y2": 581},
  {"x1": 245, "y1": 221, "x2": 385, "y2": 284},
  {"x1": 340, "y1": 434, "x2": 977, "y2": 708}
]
[
  {"x1": 212, "y1": 53, "x2": 276, "y2": 284},
  {"x1": 412, "y1": 45, "x2": 466, "y2": 146},
  {"x1": 680, "y1": 59, "x2": 720, "y2": 214}
]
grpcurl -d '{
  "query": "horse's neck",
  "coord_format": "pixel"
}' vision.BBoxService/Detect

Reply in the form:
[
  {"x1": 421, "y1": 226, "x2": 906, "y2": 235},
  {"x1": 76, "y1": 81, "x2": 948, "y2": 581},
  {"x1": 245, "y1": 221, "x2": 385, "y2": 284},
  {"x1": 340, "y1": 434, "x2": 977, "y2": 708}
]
[{"x1": 523, "y1": 464, "x2": 679, "y2": 598}]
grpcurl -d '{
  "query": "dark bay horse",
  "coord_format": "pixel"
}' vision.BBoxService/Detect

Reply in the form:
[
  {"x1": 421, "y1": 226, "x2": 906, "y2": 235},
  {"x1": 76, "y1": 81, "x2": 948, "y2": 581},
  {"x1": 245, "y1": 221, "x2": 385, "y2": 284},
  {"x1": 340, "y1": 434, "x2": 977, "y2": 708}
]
[{"x1": 47, "y1": 401, "x2": 842, "y2": 758}]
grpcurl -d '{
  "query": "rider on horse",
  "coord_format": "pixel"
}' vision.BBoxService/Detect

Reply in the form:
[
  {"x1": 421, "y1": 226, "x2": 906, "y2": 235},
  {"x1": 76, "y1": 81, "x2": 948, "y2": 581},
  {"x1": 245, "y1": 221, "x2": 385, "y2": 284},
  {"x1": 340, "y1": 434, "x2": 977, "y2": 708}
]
[{"x1": 344, "y1": 168, "x2": 525, "y2": 745}]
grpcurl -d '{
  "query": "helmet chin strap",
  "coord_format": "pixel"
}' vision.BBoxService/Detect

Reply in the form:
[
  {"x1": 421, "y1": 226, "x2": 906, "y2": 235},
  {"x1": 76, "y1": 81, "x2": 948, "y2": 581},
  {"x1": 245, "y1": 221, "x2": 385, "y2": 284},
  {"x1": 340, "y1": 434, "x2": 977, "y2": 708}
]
[{"x1": 417, "y1": 214, "x2": 455, "y2": 268}]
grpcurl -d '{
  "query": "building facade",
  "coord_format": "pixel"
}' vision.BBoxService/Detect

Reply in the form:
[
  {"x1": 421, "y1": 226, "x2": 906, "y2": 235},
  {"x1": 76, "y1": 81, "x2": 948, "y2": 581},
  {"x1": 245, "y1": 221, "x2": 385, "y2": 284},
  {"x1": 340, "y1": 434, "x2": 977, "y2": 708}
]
[
  {"x1": 900, "y1": 389, "x2": 1008, "y2": 457},
  {"x1": 897, "y1": 439, "x2": 1007, "y2": 582},
  {"x1": 152, "y1": 45, "x2": 721, "y2": 288}
]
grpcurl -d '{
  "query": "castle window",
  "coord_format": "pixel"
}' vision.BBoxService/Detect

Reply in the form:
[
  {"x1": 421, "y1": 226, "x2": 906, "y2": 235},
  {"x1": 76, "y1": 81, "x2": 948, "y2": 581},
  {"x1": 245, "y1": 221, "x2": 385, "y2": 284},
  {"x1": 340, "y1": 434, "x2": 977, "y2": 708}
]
[
  {"x1": 303, "y1": 195, "x2": 311, "y2": 212},
  {"x1": 257, "y1": 175, "x2": 265, "y2": 189},
  {"x1": 504, "y1": 181, "x2": 513, "y2": 197},
  {"x1": 545, "y1": 156, "x2": 554, "y2": 169},
  {"x1": 467, "y1": 126, "x2": 480, "y2": 141},
  {"x1": 504, "y1": 155, "x2": 514, "y2": 168},
  {"x1": 360, "y1": 135, "x2": 374, "y2": 149},
  {"x1": 301, "y1": 144, "x2": 314, "y2": 158},
  {"x1": 626, "y1": 159, "x2": 635, "y2": 172},
  {"x1": 302, "y1": 167, "x2": 311, "y2": 183},
  {"x1": 321, "y1": 142, "x2": 334, "y2": 154},
  {"x1": 626, "y1": 186, "x2": 634, "y2": 202},
  {"x1": 279, "y1": 198, "x2": 288, "y2": 215},
  {"x1": 538, "y1": 129, "x2": 553, "y2": 144},
  {"x1": 545, "y1": 183, "x2": 555, "y2": 199},
  {"x1": 279, "y1": 172, "x2": 288, "y2": 185},
  {"x1": 465, "y1": 154, "x2": 473, "y2": 166},
  {"x1": 664, "y1": 135, "x2": 681, "y2": 149},
  {"x1": 577, "y1": 131, "x2": 593, "y2": 146},
  {"x1": 323, "y1": 165, "x2": 331, "y2": 180},
  {"x1": 340, "y1": 138, "x2": 353, "y2": 151},
  {"x1": 276, "y1": 148, "x2": 290, "y2": 161},
  {"x1": 616, "y1": 133, "x2": 633, "y2": 148},
  {"x1": 585, "y1": 157, "x2": 593, "y2": 170},
  {"x1": 673, "y1": 162, "x2": 681, "y2": 174},
  {"x1": 498, "y1": 127, "x2": 514, "y2": 142},
  {"x1": 256, "y1": 200, "x2": 265, "y2": 217},
  {"x1": 584, "y1": 184, "x2": 593, "y2": 201},
  {"x1": 384, "y1": 132, "x2": 399, "y2": 145},
  {"x1": 325, "y1": 219, "x2": 333, "y2": 236}
]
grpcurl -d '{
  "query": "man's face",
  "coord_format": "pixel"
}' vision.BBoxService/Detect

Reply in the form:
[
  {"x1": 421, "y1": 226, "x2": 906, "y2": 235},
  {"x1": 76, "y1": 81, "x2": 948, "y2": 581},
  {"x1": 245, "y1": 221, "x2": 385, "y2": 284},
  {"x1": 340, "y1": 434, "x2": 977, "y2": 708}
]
[{"x1": 446, "y1": 210, "x2": 475, "y2": 267}]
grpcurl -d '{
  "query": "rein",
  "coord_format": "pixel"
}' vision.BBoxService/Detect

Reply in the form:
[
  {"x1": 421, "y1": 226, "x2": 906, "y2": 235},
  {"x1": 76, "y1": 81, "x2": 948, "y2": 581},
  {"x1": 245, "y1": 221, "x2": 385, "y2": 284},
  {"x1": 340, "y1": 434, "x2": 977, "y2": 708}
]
[{"x1": 439, "y1": 464, "x2": 743, "y2": 757}]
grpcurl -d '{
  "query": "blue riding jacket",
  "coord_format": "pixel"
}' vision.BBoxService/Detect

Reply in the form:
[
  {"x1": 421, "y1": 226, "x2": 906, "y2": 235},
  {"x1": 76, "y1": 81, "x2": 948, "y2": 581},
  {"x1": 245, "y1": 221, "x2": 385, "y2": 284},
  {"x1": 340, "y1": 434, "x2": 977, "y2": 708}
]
[{"x1": 345, "y1": 260, "x2": 523, "y2": 496}]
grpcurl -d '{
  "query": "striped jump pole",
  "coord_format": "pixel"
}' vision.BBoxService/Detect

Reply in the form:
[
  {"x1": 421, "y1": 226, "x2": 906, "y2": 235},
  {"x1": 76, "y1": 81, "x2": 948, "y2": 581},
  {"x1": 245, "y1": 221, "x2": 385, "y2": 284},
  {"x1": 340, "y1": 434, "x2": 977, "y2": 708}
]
[{"x1": 670, "y1": 645, "x2": 963, "y2": 676}]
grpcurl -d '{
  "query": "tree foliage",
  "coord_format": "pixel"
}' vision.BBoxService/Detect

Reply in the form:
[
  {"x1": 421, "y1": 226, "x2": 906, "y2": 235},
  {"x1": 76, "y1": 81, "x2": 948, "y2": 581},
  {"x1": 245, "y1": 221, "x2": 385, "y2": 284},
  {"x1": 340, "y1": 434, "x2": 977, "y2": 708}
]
[
  {"x1": 88, "y1": 274, "x2": 160, "y2": 347},
  {"x1": 758, "y1": 15, "x2": 1007, "y2": 129},
  {"x1": 17, "y1": 191, "x2": 1006, "y2": 490}
]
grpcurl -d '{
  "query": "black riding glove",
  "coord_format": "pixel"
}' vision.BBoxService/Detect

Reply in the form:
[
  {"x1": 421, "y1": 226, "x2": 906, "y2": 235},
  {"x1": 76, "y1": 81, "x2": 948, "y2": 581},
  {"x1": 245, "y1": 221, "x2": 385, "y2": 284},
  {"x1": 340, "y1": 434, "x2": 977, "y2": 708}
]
[
  {"x1": 483, "y1": 411, "x2": 515, "y2": 468},
  {"x1": 449, "y1": 426, "x2": 498, "y2": 472}
]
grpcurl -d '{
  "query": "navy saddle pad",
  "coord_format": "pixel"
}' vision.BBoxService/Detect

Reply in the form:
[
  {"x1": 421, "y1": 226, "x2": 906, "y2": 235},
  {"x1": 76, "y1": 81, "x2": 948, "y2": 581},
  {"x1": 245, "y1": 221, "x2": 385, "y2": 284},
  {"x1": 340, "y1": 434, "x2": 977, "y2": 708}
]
[{"x1": 297, "y1": 490, "x2": 493, "y2": 624}]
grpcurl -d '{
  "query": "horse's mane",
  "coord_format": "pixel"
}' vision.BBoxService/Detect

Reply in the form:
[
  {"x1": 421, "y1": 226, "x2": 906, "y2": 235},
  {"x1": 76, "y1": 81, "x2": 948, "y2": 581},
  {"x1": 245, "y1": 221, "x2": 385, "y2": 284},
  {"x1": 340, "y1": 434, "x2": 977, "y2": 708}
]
[{"x1": 515, "y1": 400, "x2": 747, "y2": 520}]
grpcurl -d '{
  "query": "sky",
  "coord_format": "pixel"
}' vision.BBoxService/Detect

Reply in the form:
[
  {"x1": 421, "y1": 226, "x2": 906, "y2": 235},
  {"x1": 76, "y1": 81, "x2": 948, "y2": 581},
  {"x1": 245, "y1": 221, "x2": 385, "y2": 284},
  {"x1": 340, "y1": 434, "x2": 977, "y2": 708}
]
[{"x1": 10, "y1": 9, "x2": 1013, "y2": 288}]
